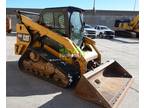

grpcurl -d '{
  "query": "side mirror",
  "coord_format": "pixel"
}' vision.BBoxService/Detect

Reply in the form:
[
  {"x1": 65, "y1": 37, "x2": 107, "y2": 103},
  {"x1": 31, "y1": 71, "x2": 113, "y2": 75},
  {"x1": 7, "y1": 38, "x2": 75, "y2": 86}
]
[{"x1": 83, "y1": 22, "x2": 85, "y2": 27}]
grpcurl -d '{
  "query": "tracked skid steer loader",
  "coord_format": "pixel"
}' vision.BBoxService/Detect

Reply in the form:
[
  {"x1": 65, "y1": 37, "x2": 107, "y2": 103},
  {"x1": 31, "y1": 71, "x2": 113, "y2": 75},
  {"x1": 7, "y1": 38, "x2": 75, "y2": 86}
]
[{"x1": 15, "y1": 7, "x2": 133, "y2": 108}]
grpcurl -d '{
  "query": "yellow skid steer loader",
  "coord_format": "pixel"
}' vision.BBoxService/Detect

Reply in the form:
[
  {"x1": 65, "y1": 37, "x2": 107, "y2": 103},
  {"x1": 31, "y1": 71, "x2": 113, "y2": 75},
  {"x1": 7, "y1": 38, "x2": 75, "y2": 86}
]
[{"x1": 15, "y1": 7, "x2": 133, "y2": 108}]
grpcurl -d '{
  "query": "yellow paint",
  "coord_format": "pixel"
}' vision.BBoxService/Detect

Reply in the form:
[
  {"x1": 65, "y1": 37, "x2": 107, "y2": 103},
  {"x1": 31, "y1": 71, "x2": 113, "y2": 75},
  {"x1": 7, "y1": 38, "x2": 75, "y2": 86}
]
[{"x1": 15, "y1": 14, "x2": 101, "y2": 75}]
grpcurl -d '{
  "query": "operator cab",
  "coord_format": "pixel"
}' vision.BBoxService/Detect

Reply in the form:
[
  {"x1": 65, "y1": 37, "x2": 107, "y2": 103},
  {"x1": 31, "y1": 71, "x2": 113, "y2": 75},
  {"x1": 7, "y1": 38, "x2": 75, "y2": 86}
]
[
  {"x1": 114, "y1": 19, "x2": 130, "y2": 27},
  {"x1": 39, "y1": 6, "x2": 84, "y2": 46}
]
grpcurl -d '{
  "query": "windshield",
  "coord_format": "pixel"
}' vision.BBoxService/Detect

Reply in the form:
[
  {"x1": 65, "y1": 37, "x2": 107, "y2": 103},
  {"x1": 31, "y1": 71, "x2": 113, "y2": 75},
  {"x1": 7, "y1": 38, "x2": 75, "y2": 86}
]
[
  {"x1": 84, "y1": 24, "x2": 92, "y2": 28},
  {"x1": 101, "y1": 27, "x2": 108, "y2": 30},
  {"x1": 70, "y1": 11, "x2": 83, "y2": 46}
]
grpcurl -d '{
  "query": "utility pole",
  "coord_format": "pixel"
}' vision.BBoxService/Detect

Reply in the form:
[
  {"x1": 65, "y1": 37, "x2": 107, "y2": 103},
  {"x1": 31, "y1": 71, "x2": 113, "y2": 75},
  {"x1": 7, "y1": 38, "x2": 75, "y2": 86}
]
[
  {"x1": 93, "y1": 0, "x2": 96, "y2": 14},
  {"x1": 133, "y1": 0, "x2": 136, "y2": 11}
]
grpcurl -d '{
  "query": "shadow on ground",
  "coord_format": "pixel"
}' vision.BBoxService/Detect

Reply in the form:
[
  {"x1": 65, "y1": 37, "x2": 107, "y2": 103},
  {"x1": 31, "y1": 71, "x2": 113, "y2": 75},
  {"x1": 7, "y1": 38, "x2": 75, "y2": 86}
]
[
  {"x1": 7, "y1": 32, "x2": 16, "y2": 36},
  {"x1": 6, "y1": 61, "x2": 62, "y2": 96},
  {"x1": 108, "y1": 38, "x2": 139, "y2": 44},
  {"x1": 6, "y1": 61, "x2": 102, "y2": 108},
  {"x1": 39, "y1": 97, "x2": 102, "y2": 108}
]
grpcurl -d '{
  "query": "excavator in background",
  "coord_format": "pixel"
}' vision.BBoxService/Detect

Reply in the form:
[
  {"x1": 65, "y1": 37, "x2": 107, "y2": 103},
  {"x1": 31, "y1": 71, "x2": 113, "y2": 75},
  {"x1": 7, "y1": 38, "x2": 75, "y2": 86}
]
[
  {"x1": 6, "y1": 16, "x2": 12, "y2": 33},
  {"x1": 15, "y1": 7, "x2": 133, "y2": 108},
  {"x1": 114, "y1": 15, "x2": 139, "y2": 38}
]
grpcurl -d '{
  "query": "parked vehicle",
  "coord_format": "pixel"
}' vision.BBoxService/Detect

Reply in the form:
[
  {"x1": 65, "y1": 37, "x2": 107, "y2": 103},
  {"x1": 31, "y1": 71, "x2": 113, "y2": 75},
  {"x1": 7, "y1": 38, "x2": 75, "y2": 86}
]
[
  {"x1": 84, "y1": 24, "x2": 97, "y2": 38},
  {"x1": 94, "y1": 25, "x2": 115, "y2": 39},
  {"x1": 114, "y1": 15, "x2": 139, "y2": 38}
]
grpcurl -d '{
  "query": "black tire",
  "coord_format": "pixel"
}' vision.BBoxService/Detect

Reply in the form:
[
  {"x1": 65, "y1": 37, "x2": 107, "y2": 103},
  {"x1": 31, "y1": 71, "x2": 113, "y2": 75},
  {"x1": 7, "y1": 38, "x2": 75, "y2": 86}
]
[
  {"x1": 108, "y1": 36, "x2": 114, "y2": 39},
  {"x1": 99, "y1": 33, "x2": 104, "y2": 38},
  {"x1": 136, "y1": 32, "x2": 139, "y2": 38}
]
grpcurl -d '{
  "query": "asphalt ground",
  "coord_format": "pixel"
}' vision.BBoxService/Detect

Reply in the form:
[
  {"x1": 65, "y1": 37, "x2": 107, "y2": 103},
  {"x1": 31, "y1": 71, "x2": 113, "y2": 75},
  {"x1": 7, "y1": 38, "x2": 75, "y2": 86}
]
[{"x1": 6, "y1": 36, "x2": 139, "y2": 108}]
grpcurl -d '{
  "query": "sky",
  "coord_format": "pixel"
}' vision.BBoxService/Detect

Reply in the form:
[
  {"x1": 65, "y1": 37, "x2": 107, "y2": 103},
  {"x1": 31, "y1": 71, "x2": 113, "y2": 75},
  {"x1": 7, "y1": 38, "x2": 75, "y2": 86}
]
[{"x1": 6, "y1": 0, "x2": 139, "y2": 11}]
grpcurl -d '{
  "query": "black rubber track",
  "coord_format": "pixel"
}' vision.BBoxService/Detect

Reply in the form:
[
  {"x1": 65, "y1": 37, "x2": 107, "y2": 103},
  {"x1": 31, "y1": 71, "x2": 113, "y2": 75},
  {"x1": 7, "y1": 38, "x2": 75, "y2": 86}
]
[{"x1": 18, "y1": 48, "x2": 80, "y2": 88}]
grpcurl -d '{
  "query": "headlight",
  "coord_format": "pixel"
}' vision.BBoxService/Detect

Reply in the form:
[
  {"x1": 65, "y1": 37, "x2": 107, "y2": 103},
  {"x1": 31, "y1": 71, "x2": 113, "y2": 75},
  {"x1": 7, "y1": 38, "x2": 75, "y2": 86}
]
[
  {"x1": 17, "y1": 33, "x2": 30, "y2": 42},
  {"x1": 84, "y1": 30, "x2": 87, "y2": 35},
  {"x1": 104, "y1": 31, "x2": 107, "y2": 34}
]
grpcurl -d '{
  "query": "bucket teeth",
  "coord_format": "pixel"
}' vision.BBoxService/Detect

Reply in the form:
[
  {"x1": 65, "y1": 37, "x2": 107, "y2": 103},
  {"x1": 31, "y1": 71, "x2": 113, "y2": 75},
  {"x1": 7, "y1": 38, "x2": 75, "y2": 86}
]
[{"x1": 75, "y1": 60, "x2": 133, "y2": 108}]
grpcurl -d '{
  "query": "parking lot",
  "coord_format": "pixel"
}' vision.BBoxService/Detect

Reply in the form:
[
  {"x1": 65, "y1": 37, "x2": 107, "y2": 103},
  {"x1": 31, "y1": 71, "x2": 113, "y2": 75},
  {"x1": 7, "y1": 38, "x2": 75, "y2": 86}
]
[{"x1": 6, "y1": 36, "x2": 139, "y2": 108}]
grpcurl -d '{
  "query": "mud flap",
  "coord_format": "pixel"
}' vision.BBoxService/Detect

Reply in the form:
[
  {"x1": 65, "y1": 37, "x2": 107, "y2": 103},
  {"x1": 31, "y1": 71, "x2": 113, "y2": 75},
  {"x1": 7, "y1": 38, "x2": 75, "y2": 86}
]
[{"x1": 75, "y1": 60, "x2": 133, "y2": 108}]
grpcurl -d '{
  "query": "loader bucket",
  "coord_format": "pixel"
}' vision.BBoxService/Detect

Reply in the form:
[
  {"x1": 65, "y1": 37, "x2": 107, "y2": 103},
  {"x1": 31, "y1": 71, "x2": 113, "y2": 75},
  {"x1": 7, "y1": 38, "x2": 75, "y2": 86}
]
[{"x1": 75, "y1": 60, "x2": 133, "y2": 108}]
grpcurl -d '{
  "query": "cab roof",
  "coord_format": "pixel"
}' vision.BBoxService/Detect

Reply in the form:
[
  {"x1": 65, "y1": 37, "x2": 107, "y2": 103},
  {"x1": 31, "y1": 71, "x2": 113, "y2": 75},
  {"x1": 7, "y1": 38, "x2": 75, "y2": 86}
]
[{"x1": 43, "y1": 6, "x2": 84, "y2": 13}]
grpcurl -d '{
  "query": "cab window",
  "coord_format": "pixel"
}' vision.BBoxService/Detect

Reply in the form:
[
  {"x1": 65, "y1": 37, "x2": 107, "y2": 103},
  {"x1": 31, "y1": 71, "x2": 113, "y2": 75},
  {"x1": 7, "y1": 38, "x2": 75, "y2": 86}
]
[
  {"x1": 42, "y1": 11, "x2": 66, "y2": 35},
  {"x1": 43, "y1": 12, "x2": 54, "y2": 28},
  {"x1": 54, "y1": 12, "x2": 65, "y2": 35}
]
